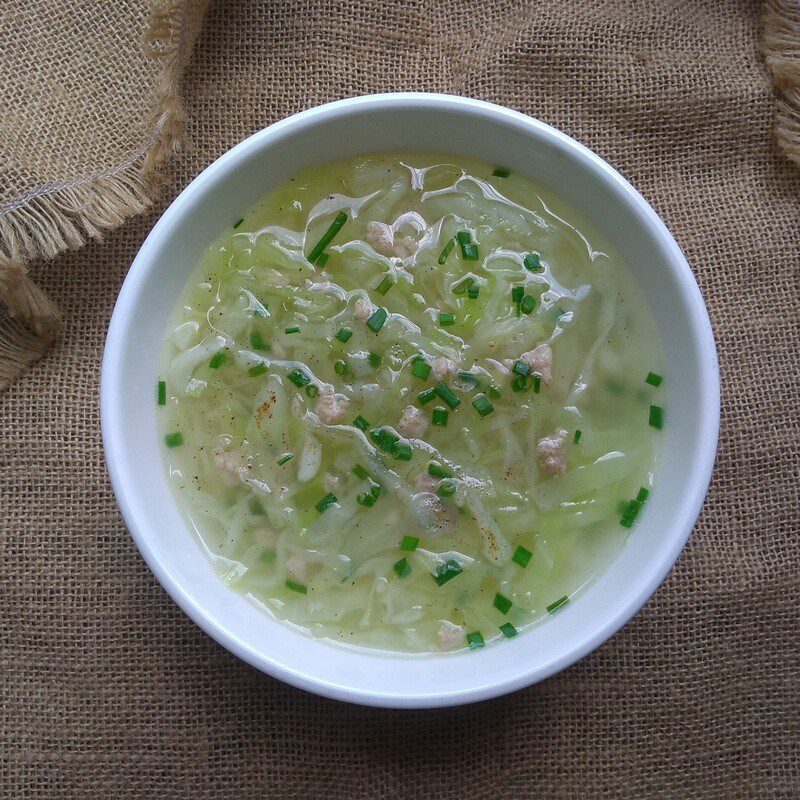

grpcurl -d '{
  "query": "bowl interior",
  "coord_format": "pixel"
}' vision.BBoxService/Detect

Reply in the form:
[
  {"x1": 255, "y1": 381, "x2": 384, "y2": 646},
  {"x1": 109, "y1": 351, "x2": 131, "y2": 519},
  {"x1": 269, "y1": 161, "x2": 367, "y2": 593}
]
[{"x1": 102, "y1": 95, "x2": 719, "y2": 707}]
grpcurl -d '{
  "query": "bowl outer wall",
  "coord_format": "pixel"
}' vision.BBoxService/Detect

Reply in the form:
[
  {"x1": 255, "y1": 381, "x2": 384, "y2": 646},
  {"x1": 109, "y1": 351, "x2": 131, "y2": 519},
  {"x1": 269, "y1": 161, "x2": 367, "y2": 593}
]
[{"x1": 101, "y1": 93, "x2": 720, "y2": 708}]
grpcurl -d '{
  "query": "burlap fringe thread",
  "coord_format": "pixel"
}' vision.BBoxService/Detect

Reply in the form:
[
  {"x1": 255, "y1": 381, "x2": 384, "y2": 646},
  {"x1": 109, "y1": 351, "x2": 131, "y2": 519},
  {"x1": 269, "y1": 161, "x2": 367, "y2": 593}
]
[{"x1": 0, "y1": 0, "x2": 208, "y2": 391}]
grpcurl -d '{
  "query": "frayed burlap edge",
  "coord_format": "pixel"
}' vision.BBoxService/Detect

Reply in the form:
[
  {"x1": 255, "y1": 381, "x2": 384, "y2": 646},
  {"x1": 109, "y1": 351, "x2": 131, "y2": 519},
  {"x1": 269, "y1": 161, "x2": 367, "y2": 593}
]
[
  {"x1": 763, "y1": 0, "x2": 800, "y2": 167},
  {"x1": 0, "y1": 0, "x2": 209, "y2": 392}
]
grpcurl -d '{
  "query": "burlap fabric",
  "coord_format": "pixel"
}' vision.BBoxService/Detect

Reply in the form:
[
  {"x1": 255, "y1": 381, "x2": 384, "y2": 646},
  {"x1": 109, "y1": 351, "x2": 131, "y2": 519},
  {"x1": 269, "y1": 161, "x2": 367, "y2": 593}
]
[{"x1": 2, "y1": 1, "x2": 799, "y2": 797}]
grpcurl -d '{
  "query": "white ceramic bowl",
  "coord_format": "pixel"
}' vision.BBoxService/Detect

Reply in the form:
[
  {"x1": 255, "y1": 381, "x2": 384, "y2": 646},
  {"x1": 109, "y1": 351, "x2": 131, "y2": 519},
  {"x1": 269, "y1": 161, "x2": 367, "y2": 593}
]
[{"x1": 101, "y1": 93, "x2": 719, "y2": 708}]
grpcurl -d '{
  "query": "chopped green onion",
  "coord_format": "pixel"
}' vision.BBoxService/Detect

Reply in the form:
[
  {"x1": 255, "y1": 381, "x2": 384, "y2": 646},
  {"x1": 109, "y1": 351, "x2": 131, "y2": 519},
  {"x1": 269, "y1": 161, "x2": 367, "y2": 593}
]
[
  {"x1": 467, "y1": 284, "x2": 480, "y2": 299},
  {"x1": 248, "y1": 363, "x2": 267, "y2": 377},
  {"x1": 208, "y1": 352, "x2": 226, "y2": 369},
  {"x1": 353, "y1": 415, "x2": 370, "y2": 431},
  {"x1": 366, "y1": 307, "x2": 388, "y2": 333},
  {"x1": 393, "y1": 557, "x2": 411, "y2": 578},
  {"x1": 431, "y1": 406, "x2": 449, "y2": 426},
  {"x1": 334, "y1": 358, "x2": 349, "y2": 376},
  {"x1": 466, "y1": 631, "x2": 485, "y2": 649},
  {"x1": 250, "y1": 331, "x2": 269, "y2": 351},
  {"x1": 250, "y1": 500, "x2": 265, "y2": 516},
  {"x1": 435, "y1": 382, "x2": 461, "y2": 409},
  {"x1": 314, "y1": 252, "x2": 329, "y2": 267},
  {"x1": 649, "y1": 404, "x2": 664, "y2": 429},
  {"x1": 411, "y1": 358, "x2": 432, "y2": 381},
  {"x1": 305, "y1": 385, "x2": 319, "y2": 398},
  {"x1": 513, "y1": 360, "x2": 531, "y2": 378},
  {"x1": 315, "y1": 492, "x2": 338, "y2": 513},
  {"x1": 427, "y1": 461, "x2": 451, "y2": 479},
  {"x1": 399, "y1": 535, "x2": 419, "y2": 552},
  {"x1": 461, "y1": 242, "x2": 479, "y2": 260},
  {"x1": 645, "y1": 371, "x2": 663, "y2": 387},
  {"x1": 452, "y1": 277, "x2": 474, "y2": 295},
  {"x1": 375, "y1": 275, "x2": 394, "y2": 295},
  {"x1": 457, "y1": 370, "x2": 480, "y2": 387},
  {"x1": 523, "y1": 253, "x2": 543, "y2": 272},
  {"x1": 370, "y1": 427, "x2": 399, "y2": 453},
  {"x1": 439, "y1": 312, "x2": 456, "y2": 327},
  {"x1": 284, "y1": 325, "x2": 300, "y2": 335},
  {"x1": 259, "y1": 548, "x2": 276, "y2": 562},
  {"x1": 456, "y1": 231, "x2": 472, "y2": 245},
  {"x1": 546, "y1": 595, "x2": 569, "y2": 614},
  {"x1": 164, "y1": 432, "x2": 183, "y2": 448},
  {"x1": 277, "y1": 453, "x2": 293, "y2": 466},
  {"x1": 356, "y1": 492, "x2": 377, "y2": 507},
  {"x1": 368, "y1": 352, "x2": 382, "y2": 368},
  {"x1": 520, "y1": 294, "x2": 536, "y2": 315},
  {"x1": 512, "y1": 545, "x2": 533, "y2": 568},
  {"x1": 493, "y1": 593, "x2": 512, "y2": 614},
  {"x1": 432, "y1": 558, "x2": 463, "y2": 586},
  {"x1": 511, "y1": 286, "x2": 524, "y2": 303},
  {"x1": 438, "y1": 236, "x2": 457, "y2": 265},
  {"x1": 636, "y1": 487, "x2": 650, "y2": 503},
  {"x1": 492, "y1": 168, "x2": 511, "y2": 178},
  {"x1": 511, "y1": 374, "x2": 533, "y2": 393},
  {"x1": 307, "y1": 210, "x2": 347, "y2": 263},
  {"x1": 487, "y1": 383, "x2": 502, "y2": 399},
  {"x1": 533, "y1": 375, "x2": 541, "y2": 393},
  {"x1": 285, "y1": 579, "x2": 307, "y2": 595},
  {"x1": 287, "y1": 369, "x2": 311, "y2": 388},
  {"x1": 393, "y1": 443, "x2": 413, "y2": 461},
  {"x1": 437, "y1": 479, "x2": 456, "y2": 498},
  {"x1": 335, "y1": 327, "x2": 353, "y2": 343},
  {"x1": 352, "y1": 464, "x2": 370, "y2": 479},
  {"x1": 573, "y1": 429, "x2": 582, "y2": 444},
  {"x1": 471, "y1": 394, "x2": 494, "y2": 417},
  {"x1": 233, "y1": 217, "x2": 244, "y2": 229},
  {"x1": 418, "y1": 387, "x2": 437, "y2": 405},
  {"x1": 620, "y1": 487, "x2": 650, "y2": 527},
  {"x1": 157, "y1": 380, "x2": 166, "y2": 405},
  {"x1": 499, "y1": 622, "x2": 518, "y2": 638}
]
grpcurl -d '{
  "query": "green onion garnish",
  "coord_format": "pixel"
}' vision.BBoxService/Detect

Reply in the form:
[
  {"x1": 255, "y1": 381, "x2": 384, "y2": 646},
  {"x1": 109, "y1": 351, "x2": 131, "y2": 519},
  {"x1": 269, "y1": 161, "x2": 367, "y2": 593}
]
[
  {"x1": 533, "y1": 375, "x2": 541, "y2": 393},
  {"x1": 284, "y1": 325, "x2": 300, "y2": 335},
  {"x1": 499, "y1": 622, "x2": 518, "y2": 638},
  {"x1": 393, "y1": 558, "x2": 411, "y2": 579},
  {"x1": 411, "y1": 358, "x2": 432, "y2": 381},
  {"x1": 461, "y1": 243, "x2": 479, "y2": 260},
  {"x1": 511, "y1": 286, "x2": 524, "y2": 304},
  {"x1": 467, "y1": 284, "x2": 480, "y2": 299},
  {"x1": 356, "y1": 492, "x2": 377, "y2": 507},
  {"x1": 512, "y1": 545, "x2": 532, "y2": 568},
  {"x1": 375, "y1": 275, "x2": 394, "y2": 295},
  {"x1": 287, "y1": 369, "x2": 311, "y2": 388},
  {"x1": 164, "y1": 432, "x2": 183, "y2": 448},
  {"x1": 334, "y1": 358, "x2": 349, "y2": 376},
  {"x1": 523, "y1": 253, "x2": 543, "y2": 272},
  {"x1": 437, "y1": 479, "x2": 456, "y2": 498},
  {"x1": 439, "y1": 312, "x2": 456, "y2": 327},
  {"x1": 208, "y1": 352, "x2": 226, "y2": 370},
  {"x1": 427, "y1": 461, "x2": 451, "y2": 479},
  {"x1": 636, "y1": 487, "x2": 650, "y2": 503},
  {"x1": 457, "y1": 370, "x2": 480, "y2": 387},
  {"x1": 277, "y1": 453, "x2": 293, "y2": 466},
  {"x1": 315, "y1": 492, "x2": 338, "y2": 513},
  {"x1": 546, "y1": 595, "x2": 569, "y2": 614},
  {"x1": 513, "y1": 360, "x2": 531, "y2": 378},
  {"x1": 492, "y1": 168, "x2": 511, "y2": 178},
  {"x1": 157, "y1": 380, "x2": 166, "y2": 405},
  {"x1": 438, "y1": 237, "x2": 457, "y2": 265},
  {"x1": 487, "y1": 383, "x2": 502, "y2": 399},
  {"x1": 233, "y1": 217, "x2": 244, "y2": 229},
  {"x1": 250, "y1": 331, "x2": 268, "y2": 351},
  {"x1": 285, "y1": 579, "x2": 307, "y2": 595},
  {"x1": 352, "y1": 464, "x2": 370, "y2": 479},
  {"x1": 248, "y1": 363, "x2": 267, "y2": 377},
  {"x1": 259, "y1": 548, "x2": 276, "y2": 562},
  {"x1": 466, "y1": 631, "x2": 485, "y2": 649},
  {"x1": 573, "y1": 429, "x2": 582, "y2": 444},
  {"x1": 305, "y1": 385, "x2": 319, "y2": 398},
  {"x1": 393, "y1": 443, "x2": 412, "y2": 461},
  {"x1": 649, "y1": 405, "x2": 664, "y2": 429},
  {"x1": 431, "y1": 406, "x2": 449, "y2": 426},
  {"x1": 619, "y1": 486, "x2": 651, "y2": 527},
  {"x1": 471, "y1": 394, "x2": 494, "y2": 417},
  {"x1": 456, "y1": 231, "x2": 471, "y2": 245},
  {"x1": 335, "y1": 327, "x2": 353, "y2": 343},
  {"x1": 645, "y1": 371, "x2": 663, "y2": 387},
  {"x1": 418, "y1": 387, "x2": 437, "y2": 405},
  {"x1": 435, "y1": 382, "x2": 461, "y2": 409},
  {"x1": 366, "y1": 307, "x2": 388, "y2": 333},
  {"x1": 520, "y1": 294, "x2": 536, "y2": 315},
  {"x1": 368, "y1": 352, "x2": 382, "y2": 368},
  {"x1": 314, "y1": 252, "x2": 329, "y2": 267},
  {"x1": 370, "y1": 427, "x2": 399, "y2": 453},
  {"x1": 307, "y1": 210, "x2": 347, "y2": 263},
  {"x1": 511, "y1": 375, "x2": 533, "y2": 393},
  {"x1": 250, "y1": 500, "x2": 265, "y2": 516},
  {"x1": 493, "y1": 593, "x2": 512, "y2": 614},
  {"x1": 452, "y1": 277, "x2": 474, "y2": 295},
  {"x1": 432, "y1": 558, "x2": 463, "y2": 586},
  {"x1": 399, "y1": 535, "x2": 419, "y2": 552}
]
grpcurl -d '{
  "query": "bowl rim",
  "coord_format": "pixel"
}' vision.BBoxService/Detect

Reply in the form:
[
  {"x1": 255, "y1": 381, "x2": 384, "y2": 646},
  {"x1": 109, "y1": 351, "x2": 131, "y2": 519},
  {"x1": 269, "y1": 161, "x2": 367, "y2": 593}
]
[{"x1": 101, "y1": 92, "x2": 720, "y2": 707}]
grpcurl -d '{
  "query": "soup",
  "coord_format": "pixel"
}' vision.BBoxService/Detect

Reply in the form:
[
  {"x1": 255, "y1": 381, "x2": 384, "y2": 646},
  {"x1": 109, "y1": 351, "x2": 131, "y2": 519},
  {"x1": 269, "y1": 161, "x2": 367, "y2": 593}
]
[{"x1": 158, "y1": 153, "x2": 665, "y2": 654}]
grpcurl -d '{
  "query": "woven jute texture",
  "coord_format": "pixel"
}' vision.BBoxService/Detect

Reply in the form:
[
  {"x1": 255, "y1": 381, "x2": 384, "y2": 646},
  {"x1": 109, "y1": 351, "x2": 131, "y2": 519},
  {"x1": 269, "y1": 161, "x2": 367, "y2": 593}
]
[
  {"x1": 2, "y1": 1, "x2": 799, "y2": 797},
  {"x1": 0, "y1": 0, "x2": 208, "y2": 390}
]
